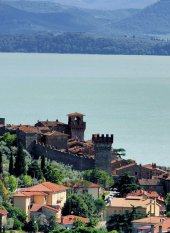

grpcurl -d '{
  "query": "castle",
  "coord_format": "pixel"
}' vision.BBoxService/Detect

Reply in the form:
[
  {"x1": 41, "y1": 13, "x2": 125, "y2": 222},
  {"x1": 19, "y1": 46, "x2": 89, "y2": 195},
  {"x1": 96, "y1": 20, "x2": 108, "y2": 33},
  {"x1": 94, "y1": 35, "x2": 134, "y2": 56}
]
[{"x1": 0, "y1": 113, "x2": 114, "y2": 173}]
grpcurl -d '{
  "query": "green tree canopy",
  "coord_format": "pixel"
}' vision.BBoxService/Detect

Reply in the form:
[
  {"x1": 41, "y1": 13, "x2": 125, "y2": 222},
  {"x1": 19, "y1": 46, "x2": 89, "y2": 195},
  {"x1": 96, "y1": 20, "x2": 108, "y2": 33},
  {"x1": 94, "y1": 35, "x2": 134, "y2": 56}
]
[
  {"x1": 14, "y1": 144, "x2": 26, "y2": 177},
  {"x1": 28, "y1": 160, "x2": 43, "y2": 180},
  {"x1": 5, "y1": 175, "x2": 18, "y2": 193},
  {"x1": 114, "y1": 173, "x2": 141, "y2": 197},
  {"x1": 44, "y1": 164, "x2": 64, "y2": 184},
  {"x1": 0, "y1": 179, "x2": 8, "y2": 201},
  {"x1": 83, "y1": 169, "x2": 113, "y2": 189}
]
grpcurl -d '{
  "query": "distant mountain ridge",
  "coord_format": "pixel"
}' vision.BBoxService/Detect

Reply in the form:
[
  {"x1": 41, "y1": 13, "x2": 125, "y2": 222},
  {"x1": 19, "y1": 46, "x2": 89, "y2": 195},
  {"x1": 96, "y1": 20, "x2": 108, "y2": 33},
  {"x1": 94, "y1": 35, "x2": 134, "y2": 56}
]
[
  {"x1": 1, "y1": 0, "x2": 170, "y2": 36},
  {"x1": 13, "y1": 0, "x2": 157, "y2": 10},
  {"x1": 0, "y1": 1, "x2": 139, "y2": 34},
  {"x1": 112, "y1": 0, "x2": 170, "y2": 34}
]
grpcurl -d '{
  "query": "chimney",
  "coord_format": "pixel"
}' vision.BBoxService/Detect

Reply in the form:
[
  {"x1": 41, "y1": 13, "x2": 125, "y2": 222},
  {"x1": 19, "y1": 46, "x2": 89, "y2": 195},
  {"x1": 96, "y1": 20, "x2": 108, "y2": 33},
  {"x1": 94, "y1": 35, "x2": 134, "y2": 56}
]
[
  {"x1": 159, "y1": 225, "x2": 162, "y2": 233},
  {"x1": 151, "y1": 224, "x2": 154, "y2": 233}
]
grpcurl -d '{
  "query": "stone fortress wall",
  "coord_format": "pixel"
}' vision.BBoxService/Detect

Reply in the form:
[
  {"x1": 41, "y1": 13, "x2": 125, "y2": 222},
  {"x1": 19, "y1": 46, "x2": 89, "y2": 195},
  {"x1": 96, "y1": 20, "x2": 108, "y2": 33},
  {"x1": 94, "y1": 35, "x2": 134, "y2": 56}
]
[{"x1": 33, "y1": 141, "x2": 95, "y2": 171}]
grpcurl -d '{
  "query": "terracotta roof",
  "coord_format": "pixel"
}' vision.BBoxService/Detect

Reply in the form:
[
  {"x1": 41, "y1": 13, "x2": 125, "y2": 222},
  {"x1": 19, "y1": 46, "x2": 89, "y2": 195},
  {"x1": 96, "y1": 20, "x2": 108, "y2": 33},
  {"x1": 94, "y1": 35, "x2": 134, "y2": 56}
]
[
  {"x1": 113, "y1": 163, "x2": 137, "y2": 171},
  {"x1": 23, "y1": 182, "x2": 67, "y2": 193},
  {"x1": 138, "y1": 179, "x2": 161, "y2": 186},
  {"x1": 30, "y1": 204, "x2": 42, "y2": 212},
  {"x1": 0, "y1": 209, "x2": 8, "y2": 215},
  {"x1": 13, "y1": 191, "x2": 48, "y2": 197},
  {"x1": 67, "y1": 112, "x2": 85, "y2": 117},
  {"x1": 143, "y1": 164, "x2": 166, "y2": 173},
  {"x1": 42, "y1": 205, "x2": 60, "y2": 212},
  {"x1": 109, "y1": 197, "x2": 154, "y2": 208},
  {"x1": 127, "y1": 190, "x2": 160, "y2": 199},
  {"x1": 61, "y1": 215, "x2": 89, "y2": 225},
  {"x1": 37, "y1": 121, "x2": 66, "y2": 127},
  {"x1": 18, "y1": 125, "x2": 38, "y2": 133},
  {"x1": 73, "y1": 181, "x2": 100, "y2": 189},
  {"x1": 44, "y1": 131, "x2": 68, "y2": 137},
  {"x1": 154, "y1": 218, "x2": 170, "y2": 233},
  {"x1": 42, "y1": 182, "x2": 67, "y2": 192},
  {"x1": 132, "y1": 217, "x2": 167, "y2": 224}
]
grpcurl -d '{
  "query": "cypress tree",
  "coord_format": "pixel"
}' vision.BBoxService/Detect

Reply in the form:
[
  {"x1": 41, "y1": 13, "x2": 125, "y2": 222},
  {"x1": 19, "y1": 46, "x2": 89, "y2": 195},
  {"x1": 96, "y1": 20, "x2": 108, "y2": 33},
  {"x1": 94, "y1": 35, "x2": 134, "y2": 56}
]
[
  {"x1": 0, "y1": 151, "x2": 3, "y2": 174},
  {"x1": 14, "y1": 144, "x2": 26, "y2": 177},
  {"x1": 41, "y1": 154, "x2": 46, "y2": 173},
  {"x1": 9, "y1": 153, "x2": 14, "y2": 175}
]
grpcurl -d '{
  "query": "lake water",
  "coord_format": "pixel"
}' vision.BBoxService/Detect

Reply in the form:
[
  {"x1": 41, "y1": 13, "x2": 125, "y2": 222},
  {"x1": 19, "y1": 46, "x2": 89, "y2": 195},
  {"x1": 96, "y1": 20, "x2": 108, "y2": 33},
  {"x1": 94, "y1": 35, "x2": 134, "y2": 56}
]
[{"x1": 0, "y1": 53, "x2": 170, "y2": 166}]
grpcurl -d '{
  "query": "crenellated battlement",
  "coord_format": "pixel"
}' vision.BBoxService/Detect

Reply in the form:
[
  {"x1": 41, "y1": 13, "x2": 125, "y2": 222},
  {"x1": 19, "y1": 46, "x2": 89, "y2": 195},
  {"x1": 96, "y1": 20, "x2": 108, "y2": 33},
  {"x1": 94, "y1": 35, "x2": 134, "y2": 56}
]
[
  {"x1": 92, "y1": 134, "x2": 113, "y2": 144},
  {"x1": 34, "y1": 140, "x2": 94, "y2": 161}
]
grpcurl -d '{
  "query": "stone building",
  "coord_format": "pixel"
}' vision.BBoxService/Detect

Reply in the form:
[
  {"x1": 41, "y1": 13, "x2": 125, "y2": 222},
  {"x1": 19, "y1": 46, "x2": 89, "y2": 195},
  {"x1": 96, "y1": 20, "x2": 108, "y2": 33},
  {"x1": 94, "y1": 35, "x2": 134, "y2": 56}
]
[
  {"x1": 41, "y1": 131, "x2": 69, "y2": 150},
  {"x1": 67, "y1": 112, "x2": 86, "y2": 141},
  {"x1": 0, "y1": 118, "x2": 5, "y2": 136},
  {"x1": 92, "y1": 134, "x2": 113, "y2": 174}
]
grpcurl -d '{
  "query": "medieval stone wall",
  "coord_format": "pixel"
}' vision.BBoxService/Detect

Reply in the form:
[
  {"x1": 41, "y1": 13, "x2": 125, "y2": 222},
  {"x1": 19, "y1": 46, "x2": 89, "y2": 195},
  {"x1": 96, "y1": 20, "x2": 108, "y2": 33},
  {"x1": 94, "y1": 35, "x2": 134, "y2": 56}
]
[{"x1": 32, "y1": 142, "x2": 95, "y2": 171}]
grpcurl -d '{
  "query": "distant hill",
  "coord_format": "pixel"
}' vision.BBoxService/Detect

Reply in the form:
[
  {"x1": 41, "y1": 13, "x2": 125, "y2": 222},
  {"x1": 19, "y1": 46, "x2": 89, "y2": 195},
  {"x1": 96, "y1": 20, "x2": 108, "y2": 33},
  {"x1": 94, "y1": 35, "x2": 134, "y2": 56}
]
[
  {"x1": 112, "y1": 0, "x2": 170, "y2": 35},
  {"x1": 0, "y1": 1, "x2": 139, "y2": 34},
  {"x1": 36, "y1": 0, "x2": 158, "y2": 10}
]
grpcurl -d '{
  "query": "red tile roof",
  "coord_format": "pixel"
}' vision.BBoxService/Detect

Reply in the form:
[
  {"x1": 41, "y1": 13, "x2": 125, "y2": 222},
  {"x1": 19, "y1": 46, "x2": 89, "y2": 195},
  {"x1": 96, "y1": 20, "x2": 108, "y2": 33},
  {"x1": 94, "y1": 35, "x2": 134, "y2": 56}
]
[
  {"x1": 73, "y1": 180, "x2": 100, "y2": 189},
  {"x1": 127, "y1": 190, "x2": 160, "y2": 199},
  {"x1": 18, "y1": 125, "x2": 38, "y2": 133},
  {"x1": 61, "y1": 215, "x2": 89, "y2": 225},
  {"x1": 37, "y1": 121, "x2": 66, "y2": 127},
  {"x1": 13, "y1": 191, "x2": 48, "y2": 197},
  {"x1": 67, "y1": 112, "x2": 85, "y2": 117},
  {"x1": 42, "y1": 205, "x2": 60, "y2": 212},
  {"x1": 30, "y1": 204, "x2": 42, "y2": 212},
  {"x1": 23, "y1": 182, "x2": 67, "y2": 193},
  {"x1": 0, "y1": 209, "x2": 8, "y2": 215}
]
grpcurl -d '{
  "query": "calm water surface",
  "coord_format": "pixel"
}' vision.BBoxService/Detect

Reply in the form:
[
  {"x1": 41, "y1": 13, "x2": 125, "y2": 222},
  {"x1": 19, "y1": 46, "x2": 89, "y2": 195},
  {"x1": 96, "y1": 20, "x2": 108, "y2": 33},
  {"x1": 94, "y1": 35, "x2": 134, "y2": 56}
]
[{"x1": 0, "y1": 53, "x2": 170, "y2": 165}]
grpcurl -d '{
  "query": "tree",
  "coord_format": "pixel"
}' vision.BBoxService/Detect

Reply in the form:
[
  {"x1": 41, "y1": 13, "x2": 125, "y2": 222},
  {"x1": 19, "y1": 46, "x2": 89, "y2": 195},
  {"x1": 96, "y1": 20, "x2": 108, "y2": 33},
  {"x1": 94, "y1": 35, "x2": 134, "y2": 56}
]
[
  {"x1": 95, "y1": 199, "x2": 106, "y2": 214},
  {"x1": 14, "y1": 144, "x2": 26, "y2": 177},
  {"x1": 5, "y1": 175, "x2": 18, "y2": 193},
  {"x1": 28, "y1": 161, "x2": 42, "y2": 180},
  {"x1": 165, "y1": 194, "x2": 170, "y2": 212},
  {"x1": 62, "y1": 194, "x2": 89, "y2": 218},
  {"x1": 4, "y1": 203, "x2": 26, "y2": 223},
  {"x1": 25, "y1": 216, "x2": 38, "y2": 233},
  {"x1": 107, "y1": 206, "x2": 146, "y2": 233},
  {"x1": 44, "y1": 164, "x2": 64, "y2": 184},
  {"x1": 114, "y1": 173, "x2": 141, "y2": 197},
  {"x1": 0, "y1": 179, "x2": 8, "y2": 201},
  {"x1": 62, "y1": 193, "x2": 97, "y2": 218},
  {"x1": 41, "y1": 154, "x2": 46, "y2": 173},
  {"x1": 113, "y1": 148, "x2": 126, "y2": 159},
  {"x1": 9, "y1": 153, "x2": 14, "y2": 175},
  {"x1": 0, "y1": 133, "x2": 16, "y2": 147},
  {"x1": 0, "y1": 151, "x2": 3, "y2": 175},
  {"x1": 83, "y1": 169, "x2": 113, "y2": 189},
  {"x1": 19, "y1": 175, "x2": 32, "y2": 187}
]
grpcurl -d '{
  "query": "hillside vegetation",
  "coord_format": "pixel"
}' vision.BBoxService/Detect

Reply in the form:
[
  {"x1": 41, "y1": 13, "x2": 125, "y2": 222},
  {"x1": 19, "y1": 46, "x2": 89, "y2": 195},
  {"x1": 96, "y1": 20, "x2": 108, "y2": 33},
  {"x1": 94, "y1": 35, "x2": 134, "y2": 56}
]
[{"x1": 0, "y1": 33, "x2": 169, "y2": 55}]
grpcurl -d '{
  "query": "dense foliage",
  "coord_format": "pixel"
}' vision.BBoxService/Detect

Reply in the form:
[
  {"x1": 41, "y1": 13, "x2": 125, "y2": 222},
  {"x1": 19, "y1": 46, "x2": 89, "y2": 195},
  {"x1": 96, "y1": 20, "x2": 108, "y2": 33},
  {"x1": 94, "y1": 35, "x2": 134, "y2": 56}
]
[
  {"x1": 107, "y1": 207, "x2": 147, "y2": 233},
  {"x1": 113, "y1": 173, "x2": 141, "y2": 197},
  {"x1": 83, "y1": 169, "x2": 113, "y2": 189},
  {"x1": 0, "y1": 33, "x2": 169, "y2": 55}
]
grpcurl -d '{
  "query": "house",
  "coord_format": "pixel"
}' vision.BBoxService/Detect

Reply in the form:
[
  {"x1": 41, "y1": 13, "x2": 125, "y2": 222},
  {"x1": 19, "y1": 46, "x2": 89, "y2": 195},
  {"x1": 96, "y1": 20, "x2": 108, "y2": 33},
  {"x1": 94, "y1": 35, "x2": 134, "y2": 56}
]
[
  {"x1": 60, "y1": 215, "x2": 89, "y2": 229},
  {"x1": 138, "y1": 179, "x2": 164, "y2": 194},
  {"x1": 0, "y1": 209, "x2": 8, "y2": 227},
  {"x1": 106, "y1": 196, "x2": 161, "y2": 221},
  {"x1": 126, "y1": 190, "x2": 164, "y2": 204},
  {"x1": 13, "y1": 182, "x2": 67, "y2": 221},
  {"x1": 132, "y1": 217, "x2": 170, "y2": 233},
  {"x1": 113, "y1": 163, "x2": 166, "y2": 180},
  {"x1": 73, "y1": 180, "x2": 101, "y2": 199}
]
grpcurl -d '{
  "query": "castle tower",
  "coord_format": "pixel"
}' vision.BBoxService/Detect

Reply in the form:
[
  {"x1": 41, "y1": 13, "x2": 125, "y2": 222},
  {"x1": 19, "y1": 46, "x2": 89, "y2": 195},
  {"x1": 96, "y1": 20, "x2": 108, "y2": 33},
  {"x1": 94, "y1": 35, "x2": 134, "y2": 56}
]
[
  {"x1": 67, "y1": 112, "x2": 86, "y2": 141},
  {"x1": 0, "y1": 118, "x2": 5, "y2": 136},
  {"x1": 0, "y1": 118, "x2": 5, "y2": 125},
  {"x1": 92, "y1": 134, "x2": 113, "y2": 174}
]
